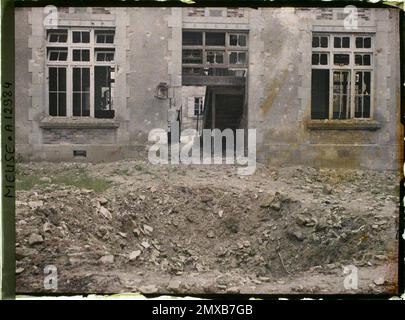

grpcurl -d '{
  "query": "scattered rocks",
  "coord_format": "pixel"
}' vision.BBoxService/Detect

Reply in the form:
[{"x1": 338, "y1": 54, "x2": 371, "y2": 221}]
[
  {"x1": 99, "y1": 255, "x2": 115, "y2": 264},
  {"x1": 287, "y1": 229, "x2": 305, "y2": 242},
  {"x1": 28, "y1": 201, "x2": 43, "y2": 210},
  {"x1": 167, "y1": 279, "x2": 181, "y2": 291},
  {"x1": 207, "y1": 230, "x2": 215, "y2": 238},
  {"x1": 99, "y1": 206, "x2": 112, "y2": 219},
  {"x1": 129, "y1": 250, "x2": 142, "y2": 261},
  {"x1": 28, "y1": 233, "x2": 44, "y2": 246},
  {"x1": 139, "y1": 285, "x2": 158, "y2": 294},
  {"x1": 16, "y1": 267, "x2": 25, "y2": 274}
]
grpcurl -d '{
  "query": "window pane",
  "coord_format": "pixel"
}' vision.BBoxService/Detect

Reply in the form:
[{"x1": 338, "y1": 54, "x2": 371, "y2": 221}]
[
  {"x1": 105, "y1": 53, "x2": 114, "y2": 61},
  {"x1": 59, "y1": 51, "x2": 68, "y2": 61},
  {"x1": 49, "y1": 34, "x2": 59, "y2": 42},
  {"x1": 48, "y1": 30, "x2": 67, "y2": 43},
  {"x1": 49, "y1": 68, "x2": 57, "y2": 91},
  {"x1": 238, "y1": 35, "x2": 247, "y2": 46},
  {"x1": 320, "y1": 36, "x2": 328, "y2": 48},
  {"x1": 58, "y1": 93, "x2": 66, "y2": 116},
  {"x1": 96, "y1": 35, "x2": 105, "y2": 43},
  {"x1": 312, "y1": 36, "x2": 319, "y2": 48},
  {"x1": 364, "y1": 37, "x2": 371, "y2": 48},
  {"x1": 182, "y1": 49, "x2": 203, "y2": 64},
  {"x1": 238, "y1": 52, "x2": 246, "y2": 64},
  {"x1": 49, "y1": 51, "x2": 59, "y2": 61},
  {"x1": 311, "y1": 69, "x2": 329, "y2": 119},
  {"x1": 49, "y1": 93, "x2": 58, "y2": 116},
  {"x1": 105, "y1": 35, "x2": 114, "y2": 43},
  {"x1": 206, "y1": 32, "x2": 225, "y2": 46},
  {"x1": 355, "y1": 54, "x2": 363, "y2": 65},
  {"x1": 312, "y1": 53, "x2": 319, "y2": 65},
  {"x1": 95, "y1": 66, "x2": 110, "y2": 111},
  {"x1": 82, "y1": 32, "x2": 90, "y2": 43},
  {"x1": 230, "y1": 52, "x2": 237, "y2": 64},
  {"x1": 332, "y1": 71, "x2": 350, "y2": 119},
  {"x1": 82, "y1": 68, "x2": 90, "y2": 91},
  {"x1": 207, "y1": 51, "x2": 214, "y2": 63},
  {"x1": 355, "y1": 71, "x2": 371, "y2": 118},
  {"x1": 320, "y1": 53, "x2": 328, "y2": 65},
  {"x1": 82, "y1": 93, "x2": 90, "y2": 116},
  {"x1": 73, "y1": 93, "x2": 81, "y2": 116},
  {"x1": 334, "y1": 37, "x2": 341, "y2": 48},
  {"x1": 230, "y1": 35, "x2": 238, "y2": 46},
  {"x1": 96, "y1": 53, "x2": 104, "y2": 61},
  {"x1": 73, "y1": 68, "x2": 81, "y2": 91},
  {"x1": 60, "y1": 34, "x2": 68, "y2": 42},
  {"x1": 356, "y1": 37, "x2": 363, "y2": 48},
  {"x1": 363, "y1": 54, "x2": 371, "y2": 65},
  {"x1": 82, "y1": 50, "x2": 90, "y2": 61},
  {"x1": 334, "y1": 54, "x2": 350, "y2": 65},
  {"x1": 342, "y1": 37, "x2": 350, "y2": 48},
  {"x1": 183, "y1": 31, "x2": 202, "y2": 45},
  {"x1": 216, "y1": 52, "x2": 224, "y2": 63},
  {"x1": 58, "y1": 68, "x2": 66, "y2": 91},
  {"x1": 73, "y1": 49, "x2": 81, "y2": 61},
  {"x1": 73, "y1": 31, "x2": 81, "y2": 43}
]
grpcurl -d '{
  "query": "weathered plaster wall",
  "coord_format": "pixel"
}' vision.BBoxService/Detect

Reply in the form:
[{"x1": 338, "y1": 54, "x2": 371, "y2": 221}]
[{"x1": 253, "y1": 7, "x2": 401, "y2": 170}]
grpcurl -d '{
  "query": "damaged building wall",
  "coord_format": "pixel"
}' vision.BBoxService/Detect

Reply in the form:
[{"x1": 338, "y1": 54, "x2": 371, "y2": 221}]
[
  {"x1": 253, "y1": 7, "x2": 401, "y2": 170},
  {"x1": 14, "y1": 7, "x2": 402, "y2": 170}
]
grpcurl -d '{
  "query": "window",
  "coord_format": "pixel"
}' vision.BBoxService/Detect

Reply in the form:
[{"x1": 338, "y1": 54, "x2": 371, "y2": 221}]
[
  {"x1": 72, "y1": 49, "x2": 90, "y2": 61},
  {"x1": 95, "y1": 49, "x2": 115, "y2": 62},
  {"x1": 194, "y1": 97, "x2": 204, "y2": 116},
  {"x1": 182, "y1": 30, "x2": 248, "y2": 76},
  {"x1": 95, "y1": 30, "x2": 115, "y2": 44},
  {"x1": 47, "y1": 29, "x2": 68, "y2": 43},
  {"x1": 46, "y1": 28, "x2": 116, "y2": 118},
  {"x1": 47, "y1": 48, "x2": 68, "y2": 61},
  {"x1": 72, "y1": 67, "x2": 90, "y2": 116},
  {"x1": 49, "y1": 67, "x2": 66, "y2": 116},
  {"x1": 72, "y1": 31, "x2": 90, "y2": 43},
  {"x1": 311, "y1": 33, "x2": 373, "y2": 120}
]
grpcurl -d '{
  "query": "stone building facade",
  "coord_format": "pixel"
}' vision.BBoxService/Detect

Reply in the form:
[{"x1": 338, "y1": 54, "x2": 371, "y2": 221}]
[{"x1": 15, "y1": 6, "x2": 402, "y2": 169}]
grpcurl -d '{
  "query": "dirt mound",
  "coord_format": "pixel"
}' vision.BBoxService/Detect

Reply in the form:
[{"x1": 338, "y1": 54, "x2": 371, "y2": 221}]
[{"x1": 15, "y1": 160, "x2": 399, "y2": 293}]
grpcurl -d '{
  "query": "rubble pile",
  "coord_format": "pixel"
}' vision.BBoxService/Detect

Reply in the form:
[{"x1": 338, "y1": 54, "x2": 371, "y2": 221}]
[{"x1": 15, "y1": 160, "x2": 399, "y2": 293}]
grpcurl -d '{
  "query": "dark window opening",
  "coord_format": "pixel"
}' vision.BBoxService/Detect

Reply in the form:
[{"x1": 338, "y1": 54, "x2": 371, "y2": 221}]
[
  {"x1": 354, "y1": 71, "x2": 371, "y2": 118},
  {"x1": 182, "y1": 49, "x2": 203, "y2": 64},
  {"x1": 95, "y1": 66, "x2": 113, "y2": 118},
  {"x1": 334, "y1": 54, "x2": 350, "y2": 65},
  {"x1": 95, "y1": 30, "x2": 115, "y2": 44},
  {"x1": 49, "y1": 67, "x2": 67, "y2": 117},
  {"x1": 48, "y1": 29, "x2": 68, "y2": 43},
  {"x1": 206, "y1": 32, "x2": 225, "y2": 46},
  {"x1": 73, "y1": 67, "x2": 90, "y2": 116},
  {"x1": 72, "y1": 31, "x2": 90, "y2": 43},
  {"x1": 73, "y1": 49, "x2": 90, "y2": 62},
  {"x1": 334, "y1": 36, "x2": 350, "y2": 48},
  {"x1": 311, "y1": 69, "x2": 329, "y2": 119},
  {"x1": 182, "y1": 31, "x2": 203, "y2": 46}
]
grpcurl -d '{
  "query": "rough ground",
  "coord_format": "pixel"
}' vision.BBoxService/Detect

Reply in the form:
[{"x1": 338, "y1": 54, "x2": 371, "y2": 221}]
[{"x1": 15, "y1": 160, "x2": 399, "y2": 295}]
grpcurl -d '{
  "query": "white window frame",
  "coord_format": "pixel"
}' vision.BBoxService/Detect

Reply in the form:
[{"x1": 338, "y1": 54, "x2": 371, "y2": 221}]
[
  {"x1": 311, "y1": 32, "x2": 374, "y2": 120},
  {"x1": 46, "y1": 28, "x2": 115, "y2": 118}
]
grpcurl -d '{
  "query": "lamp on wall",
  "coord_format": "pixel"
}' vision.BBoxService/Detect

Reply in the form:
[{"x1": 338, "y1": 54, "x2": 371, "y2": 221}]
[{"x1": 155, "y1": 82, "x2": 169, "y2": 99}]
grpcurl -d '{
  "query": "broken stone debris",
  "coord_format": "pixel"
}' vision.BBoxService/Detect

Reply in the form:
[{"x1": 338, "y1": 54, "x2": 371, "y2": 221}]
[{"x1": 15, "y1": 160, "x2": 398, "y2": 294}]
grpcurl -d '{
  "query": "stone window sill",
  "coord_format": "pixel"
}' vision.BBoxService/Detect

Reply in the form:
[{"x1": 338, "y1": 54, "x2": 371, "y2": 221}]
[
  {"x1": 39, "y1": 117, "x2": 120, "y2": 129},
  {"x1": 306, "y1": 119, "x2": 381, "y2": 131}
]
